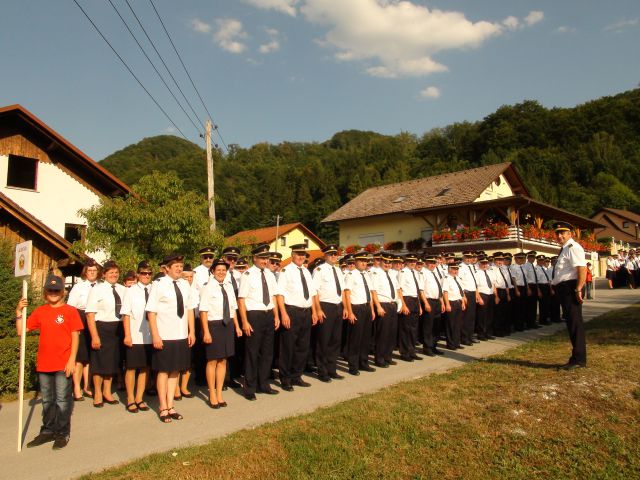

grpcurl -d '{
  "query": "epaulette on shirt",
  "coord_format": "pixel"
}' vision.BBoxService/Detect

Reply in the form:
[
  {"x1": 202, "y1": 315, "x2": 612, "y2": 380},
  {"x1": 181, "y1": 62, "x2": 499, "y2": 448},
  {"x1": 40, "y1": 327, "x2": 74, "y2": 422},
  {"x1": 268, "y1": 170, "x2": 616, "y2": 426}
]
[
  {"x1": 348, "y1": 272, "x2": 353, "y2": 275},
  {"x1": 281, "y1": 268, "x2": 286, "y2": 272},
  {"x1": 371, "y1": 271, "x2": 378, "y2": 275},
  {"x1": 567, "y1": 244, "x2": 573, "y2": 248},
  {"x1": 244, "y1": 271, "x2": 251, "y2": 275}
]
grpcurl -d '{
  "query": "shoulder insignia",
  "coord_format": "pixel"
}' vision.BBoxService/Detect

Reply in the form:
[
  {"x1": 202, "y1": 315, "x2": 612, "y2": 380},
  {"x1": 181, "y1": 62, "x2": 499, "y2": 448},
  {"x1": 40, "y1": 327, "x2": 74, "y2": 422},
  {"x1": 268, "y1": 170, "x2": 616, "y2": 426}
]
[
  {"x1": 372, "y1": 271, "x2": 377, "y2": 275},
  {"x1": 281, "y1": 268, "x2": 286, "y2": 272},
  {"x1": 567, "y1": 244, "x2": 573, "y2": 248},
  {"x1": 348, "y1": 272, "x2": 353, "y2": 275},
  {"x1": 244, "y1": 271, "x2": 251, "y2": 275}
]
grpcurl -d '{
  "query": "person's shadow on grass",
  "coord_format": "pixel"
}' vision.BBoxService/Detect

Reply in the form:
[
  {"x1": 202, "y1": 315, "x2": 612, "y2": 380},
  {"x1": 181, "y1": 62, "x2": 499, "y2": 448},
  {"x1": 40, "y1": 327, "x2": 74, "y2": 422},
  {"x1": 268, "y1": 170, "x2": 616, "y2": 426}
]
[{"x1": 483, "y1": 358, "x2": 561, "y2": 369}]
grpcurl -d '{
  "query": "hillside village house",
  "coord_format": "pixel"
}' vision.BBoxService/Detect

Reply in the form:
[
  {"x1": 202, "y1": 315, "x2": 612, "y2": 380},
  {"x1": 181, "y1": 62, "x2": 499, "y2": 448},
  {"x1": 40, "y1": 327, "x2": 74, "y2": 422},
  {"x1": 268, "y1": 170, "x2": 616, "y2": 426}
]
[
  {"x1": 0, "y1": 104, "x2": 130, "y2": 285},
  {"x1": 591, "y1": 207, "x2": 640, "y2": 251},
  {"x1": 226, "y1": 222, "x2": 326, "y2": 263},
  {"x1": 322, "y1": 162, "x2": 604, "y2": 273}
]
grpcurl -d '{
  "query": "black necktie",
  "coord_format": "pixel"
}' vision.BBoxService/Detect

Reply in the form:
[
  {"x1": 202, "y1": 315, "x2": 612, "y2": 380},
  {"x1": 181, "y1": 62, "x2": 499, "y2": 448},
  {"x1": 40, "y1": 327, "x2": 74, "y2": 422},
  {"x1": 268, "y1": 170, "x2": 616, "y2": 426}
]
[
  {"x1": 552, "y1": 247, "x2": 564, "y2": 279},
  {"x1": 519, "y1": 266, "x2": 527, "y2": 285},
  {"x1": 484, "y1": 271, "x2": 492, "y2": 288},
  {"x1": 454, "y1": 278, "x2": 464, "y2": 296},
  {"x1": 332, "y1": 266, "x2": 342, "y2": 295},
  {"x1": 91, "y1": 283, "x2": 96, "y2": 288},
  {"x1": 299, "y1": 267, "x2": 310, "y2": 300},
  {"x1": 220, "y1": 283, "x2": 230, "y2": 325},
  {"x1": 386, "y1": 271, "x2": 396, "y2": 299},
  {"x1": 173, "y1": 281, "x2": 184, "y2": 318},
  {"x1": 541, "y1": 268, "x2": 549, "y2": 282},
  {"x1": 144, "y1": 286, "x2": 149, "y2": 303},
  {"x1": 230, "y1": 273, "x2": 238, "y2": 298},
  {"x1": 468, "y1": 265, "x2": 477, "y2": 288},
  {"x1": 112, "y1": 285, "x2": 122, "y2": 319},
  {"x1": 530, "y1": 263, "x2": 539, "y2": 283},
  {"x1": 411, "y1": 270, "x2": 420, "y2": 295},
  {"x1": 261, "y1": 269, "x2": 270, "y2": 306},
  {"x1": 499, "y1": 268, "x2": 509, "y2": 288},
  {"x1": 360, "y1": 272, "x2": 371, "y2": 303},
  {"x1": 432, "y1": 271, "x2": 442, "y2": 297},
  {"x1": 436, "y1": 268, "x2": 442, "y2": 279}
]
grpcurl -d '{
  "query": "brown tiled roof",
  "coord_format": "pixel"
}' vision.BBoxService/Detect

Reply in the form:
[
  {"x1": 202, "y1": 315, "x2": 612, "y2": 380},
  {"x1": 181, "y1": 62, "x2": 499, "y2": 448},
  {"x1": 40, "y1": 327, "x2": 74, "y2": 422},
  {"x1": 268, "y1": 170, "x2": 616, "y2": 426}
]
[
  {"x1": 322, "y1": 162, "x2": 527, "y2": 223},
  {"x1": 226, "y1": 222, "x2": 326, "y2": 249},
  {"x1": 594, "y1": 208, "x2": 640, "y2": 224}
]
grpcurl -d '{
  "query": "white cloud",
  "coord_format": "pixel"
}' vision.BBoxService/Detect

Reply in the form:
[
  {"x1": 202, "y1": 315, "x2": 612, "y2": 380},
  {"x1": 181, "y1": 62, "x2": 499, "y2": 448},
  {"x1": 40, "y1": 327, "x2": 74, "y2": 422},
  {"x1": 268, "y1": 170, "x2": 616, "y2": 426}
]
[
  {"x1": 214, "y1": 18, "x2": 248, "y2": 54},
  {"x1": 190, "y1": 18, "x2": 212, "y2": 34},
  {"x1": 556, "y1": 26, "x2": 576, "y2": 34},
  {"x1": 604, "y1": 18, "x2": 639, "y2": 32},
  {"x1": 298, "y1": 0, "x2": 537, "y2": 78},
  {"x1": 524, "y1": 10, "x2": 544, "y2": 26},
  {"x1": 243, "y1": 0, "x2": 298, "y2": 16},
  {"x1": 419, "y1": 86, "x2": 441, "y2": 99},
  {"x1": 259, "y1": 28, "x2": 282, "y2": 53}
]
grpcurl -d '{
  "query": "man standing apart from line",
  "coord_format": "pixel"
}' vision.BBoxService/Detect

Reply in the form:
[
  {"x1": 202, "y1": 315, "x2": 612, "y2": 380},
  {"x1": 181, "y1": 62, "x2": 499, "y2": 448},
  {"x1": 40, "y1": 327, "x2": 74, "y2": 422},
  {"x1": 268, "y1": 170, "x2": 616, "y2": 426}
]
[{"x1": 551, "y1": 222, "x2": 587, "y2": 370}]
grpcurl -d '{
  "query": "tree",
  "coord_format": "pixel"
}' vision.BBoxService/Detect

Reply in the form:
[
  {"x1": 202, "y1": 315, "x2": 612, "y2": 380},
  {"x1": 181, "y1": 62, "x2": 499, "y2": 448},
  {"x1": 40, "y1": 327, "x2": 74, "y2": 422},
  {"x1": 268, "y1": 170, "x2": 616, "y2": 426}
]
[{"x1": 73, "y1": 171, "x2": 224, "y2": 272}]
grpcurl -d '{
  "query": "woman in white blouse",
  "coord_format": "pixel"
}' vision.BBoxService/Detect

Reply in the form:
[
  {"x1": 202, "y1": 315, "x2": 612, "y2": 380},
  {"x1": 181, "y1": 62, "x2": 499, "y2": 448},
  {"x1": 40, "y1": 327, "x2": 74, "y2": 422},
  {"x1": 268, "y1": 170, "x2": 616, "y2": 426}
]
[
  {"x1": 67, "y1": 259, "x2": 101, "y2": 401},
  {"x1": 85, "y1": 260, "x2": 126, "y2": 407},
  {"x1": 199, "y1": 258, "x2": 242, "y2": 408}
]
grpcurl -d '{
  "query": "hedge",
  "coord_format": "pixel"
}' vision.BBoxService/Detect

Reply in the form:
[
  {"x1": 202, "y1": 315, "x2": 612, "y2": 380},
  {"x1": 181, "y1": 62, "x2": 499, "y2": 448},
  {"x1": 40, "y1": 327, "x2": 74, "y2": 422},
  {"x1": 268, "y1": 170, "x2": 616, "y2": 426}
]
[{"x1": 0, "y1": 335, "x2": 39, "y2": 395}]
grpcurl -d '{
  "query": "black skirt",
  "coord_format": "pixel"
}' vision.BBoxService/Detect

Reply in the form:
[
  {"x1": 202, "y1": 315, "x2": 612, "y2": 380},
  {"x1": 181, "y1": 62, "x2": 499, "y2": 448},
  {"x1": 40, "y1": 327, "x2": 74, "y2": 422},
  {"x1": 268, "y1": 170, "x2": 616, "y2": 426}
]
[
  {"x1": 75, "y1": 309, "x2": 91, "y2": 364},
  {"x1": 125, "y1": 344, "x2": 153, "y2": 369},
  {"x1": 152, "y1": 339, "x2": 191, "y2": 372},
  {"x1": 606, "y1": 270, "x2": 616, "y2": 280},
  {"x1": 205, "y1": 320, "x2": 235, "y2": 360},
  {"x1": 90, "y1": 321, "x2": 122, "y2": 376}
]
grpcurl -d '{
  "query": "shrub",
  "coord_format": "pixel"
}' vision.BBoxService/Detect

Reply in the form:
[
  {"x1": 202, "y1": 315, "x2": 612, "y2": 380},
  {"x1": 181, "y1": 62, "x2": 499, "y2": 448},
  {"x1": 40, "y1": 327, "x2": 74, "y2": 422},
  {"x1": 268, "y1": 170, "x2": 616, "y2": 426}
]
[
  {"x1": 0, "y1": 335, "x2": 40, "y2": 395},
  {"x1": 384, "y1": 241, "x2": 404, "y2": 251},
  {"x1": 0, "y1": 239, "x2": 26, "y2": 339},
  {"x1": 406, "y1": 238, "x2": 424, "y2": 251},
  {"x1": 364, "y1": 243, "x2": 381, "y2": 253}
]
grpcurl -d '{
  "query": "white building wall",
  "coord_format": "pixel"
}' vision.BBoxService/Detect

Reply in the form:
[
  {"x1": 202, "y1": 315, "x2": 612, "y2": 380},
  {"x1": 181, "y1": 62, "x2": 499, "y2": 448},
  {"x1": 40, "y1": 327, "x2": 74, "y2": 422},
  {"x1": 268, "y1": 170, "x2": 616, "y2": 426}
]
[
  {"x1": 474, "y1": 174, "x2": 514, "y2": 202},
  {"x1": 0, "y1": 154, "x2": 101, "y2": 237}
]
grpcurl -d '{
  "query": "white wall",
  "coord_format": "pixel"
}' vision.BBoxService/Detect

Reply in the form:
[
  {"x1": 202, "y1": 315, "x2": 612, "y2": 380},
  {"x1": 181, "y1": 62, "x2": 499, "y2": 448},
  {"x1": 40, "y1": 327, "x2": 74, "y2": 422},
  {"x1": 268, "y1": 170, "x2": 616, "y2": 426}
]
[
  {"x1": 0, "y1": 154, "x2": 101, "y2": 237},
  {"x1": 474, "y1": 174, "x2": 514, "y2": 202}
]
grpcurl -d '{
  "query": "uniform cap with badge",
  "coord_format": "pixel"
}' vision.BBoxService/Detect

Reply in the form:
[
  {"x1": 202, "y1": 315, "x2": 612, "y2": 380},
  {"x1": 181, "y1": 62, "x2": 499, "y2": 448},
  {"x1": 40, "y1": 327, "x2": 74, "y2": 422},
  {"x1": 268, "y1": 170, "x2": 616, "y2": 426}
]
[
  {"x1": 322, "y1": 244, "x2": 339, "y2": 255},
  {"x1": 553, "y1": 221, "x2": 574, "y2": 233},
  {"x1": 251, "y1": 244, "x2": 271, "y2": 258},
  {"x1": 162, "y1": 254, "x2": 184, "y2": 266},
  {"x1": 222, "y1": 246, "x2": 240, "y2": 258},
  {"x1": 210, "y1": 258, "x2": 230, "y2": 271},
  {"x1": 44, "y1": 274, "x2": 65, "y2": 291}
]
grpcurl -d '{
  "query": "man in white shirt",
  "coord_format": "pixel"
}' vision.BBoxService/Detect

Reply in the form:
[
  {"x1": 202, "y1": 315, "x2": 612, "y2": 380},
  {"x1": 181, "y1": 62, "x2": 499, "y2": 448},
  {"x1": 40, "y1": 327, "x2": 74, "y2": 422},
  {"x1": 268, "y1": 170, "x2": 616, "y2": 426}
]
[
  {"x1": 536, "y1": 255, "x2": 552, "y2": 325},
  {"x1": 475, "y1": 256, "x2": 497, "y2": 341},
  {"x1": 509, "y1": 252, "x2": 528, "y2": 332},
  {"x1": 421, "y1": 256, "x2": 445, "y2": 356},
  {"x1": 458, "y1": 251, "x2": 479, "y2": 345},
  {"x1": 492, "y1": 253, "x2": 511, "y2": 336},
  {"x1": 194, "y1": 246, "x2": 216, "y2": 291},
  {"x1": 551, "y1": 222, "x2": 587, "y2": 369},
  {"x1": 371, "y1": 251, "x2": 403, "y2": 367},
  {"x1": 397, "y1": 254, "x2": 425, "y2": 361}
]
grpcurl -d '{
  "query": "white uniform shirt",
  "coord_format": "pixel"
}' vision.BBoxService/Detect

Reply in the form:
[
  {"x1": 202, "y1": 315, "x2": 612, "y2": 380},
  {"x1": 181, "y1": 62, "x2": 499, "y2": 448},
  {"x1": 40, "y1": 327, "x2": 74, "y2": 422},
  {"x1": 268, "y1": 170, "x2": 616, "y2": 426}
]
[
  {"x1": 199, "y1": 280, "x2": 237, "y2": 321},
  {"x1": 493, "y1": 266, "x2": 509, "y2": 289},
  {"x1": 67, "y1": 279, "x2": 97, "y2": 310},
  {"x1": 397, "y1": 267, "x2": 422, "y2": 297},
  {"x1": 536, "y1": 264, "x2": 551, "y2": 284},
  {"x1": 442, "y1": 276, "x2": 465, "y2": 301},
  {"x1": 344, "y1": 269, "x2": 375, "y2": 305},
  {"x1": 225, "y1": 269, "x2": 242, "y2": 296},
  {"x1": 509, "y1": 264, "x2": 527, "y2": 287},
  {"x1": 458, "y1": 263, "x2": 478, "y2": 292},
  {"x1": 606, "y1": 257, "x2": 618, "y2": 271},
  {"x1": 476, "y1": 268, "x2": 495, "y2": 295},
  {"x1": 522, "y1": 262, "x2": 539, "y2": 285},
  {"x1": 423, "y1": 268, "x2": 443, "y2": 300},
  {"x1": 193, "y1": 264, "x2": 211, "y2": 291},
  {"x1": 312, "y1": 263, "x2": 345, "y2": 304},
  {"x1": 373, "y1": 268, "x2": 399, "y2": 303},
  {"x1": 120, "y1": 282, "x2": 152, "y2": 344},
  {"x1": 277, "y1": 264, "x2": 317, "y2": 308},
  {"x1": 238, "y1": 265, "x2": 279, "y2": 311},
  {"x1": 437, "y1": 264, "x2": 448, "y2": 279},
  {"x1": 551, "y1": 239, "x2": 587, "y2": 285},
  {"x1": 85, "y1": 282, "x2": 126, "y2": 322},
  {"x1": 145, "y1": 276, "x2": 197, "y2": 340}
]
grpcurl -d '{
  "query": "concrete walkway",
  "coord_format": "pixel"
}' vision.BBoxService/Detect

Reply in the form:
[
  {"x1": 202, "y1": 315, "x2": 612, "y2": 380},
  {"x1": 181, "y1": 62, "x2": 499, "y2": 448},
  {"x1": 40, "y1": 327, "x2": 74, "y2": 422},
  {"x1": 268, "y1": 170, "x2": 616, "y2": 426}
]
[{"x1": 1, "y1": 285, "x2": 636, "y2": 479}]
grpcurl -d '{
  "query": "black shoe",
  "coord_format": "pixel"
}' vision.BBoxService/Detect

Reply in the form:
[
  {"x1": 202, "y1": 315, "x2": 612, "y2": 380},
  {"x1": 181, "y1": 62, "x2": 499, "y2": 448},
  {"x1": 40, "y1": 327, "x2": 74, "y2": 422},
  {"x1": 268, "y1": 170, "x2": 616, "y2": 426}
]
[
  {"x1": 423, "y1": 350, "x2": 436, "y2": 357},
  {"x1": 374, "y1": 361, "x2": 389, "y2": 368},
  {"x1": 445, "y1": 345, "x2": 457, "y2": 351},
  {"x1": 292, "y1": 379, "x2": 312, "y2": 387},
  {"x1": 471, "y1": 339, "x2": 481, "y2": 344},
  {"x1": 258, "y1": 387, "x2": 279, "y2": 395},
  {"x1": 410, "y1": 354, "x2": 422, "y2": 361},
  {"x1": 318, "y1": 375, "x2": 332, "y2": 383},
  {"x1": 386, "y1": 360, "x2": 398, "y2": 366},
  {"x1": 329, "y1": 372, "x2": 344, "y2": 380},
  {"x1": 400, "y1": 355, "x2": 414, "y2": 362},
  {"x1": 304, "y1": 365, "x2": 318, "y2": 374},
  {"x1": 360, "y1": 365, "x2": 376, "y2": 372},
  {"x1": 226, "y1": 379, "x2": 243, "y2": 389},
  {"x1": 281, "y1": 383, "x2": 294, "y2": 392},
  {"x1": 52, "y1": 436, "x2": 69, "y2": 450},
  {"x1": 559, "y1": 362, "x2": 586, "y2": 370},
  {"x1": 27, "y1": 432, "x2": 56, "y2": 448},
  {"x1": 456, "y1": 345, "x2": 464, "y2": 350},
  {"x1": 348, "y1": 368, "x2": 360, "y2": 376},
  {"x1": 433, "y1": 349, "x2": 445, "y2": 355},
  {"x1": 462, "y1": 341, "x2": 473, "y2": 346},
  {"x1": 486, "y1": 335, "x2": 496, "y2": 340},
  {"x1": 244, "y1": 393, "x2": 257, "y2": 401}
]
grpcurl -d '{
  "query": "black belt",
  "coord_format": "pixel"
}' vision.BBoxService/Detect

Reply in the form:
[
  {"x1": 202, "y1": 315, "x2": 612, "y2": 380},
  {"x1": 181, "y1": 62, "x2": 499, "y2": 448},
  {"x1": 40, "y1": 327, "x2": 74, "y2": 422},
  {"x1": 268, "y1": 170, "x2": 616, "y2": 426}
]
[
  {"x1": 427, "y1": 297, "x2": 440, "y2": 301},
  {"x1": 497, "y1": 287, "x2": 508, "y2": 291},
  {"x1": 380, "y1": 301, "x2": 395, "y2": 305},
  {"x1": 286, "y1": 305, "x2": 311, "y2": 311}
]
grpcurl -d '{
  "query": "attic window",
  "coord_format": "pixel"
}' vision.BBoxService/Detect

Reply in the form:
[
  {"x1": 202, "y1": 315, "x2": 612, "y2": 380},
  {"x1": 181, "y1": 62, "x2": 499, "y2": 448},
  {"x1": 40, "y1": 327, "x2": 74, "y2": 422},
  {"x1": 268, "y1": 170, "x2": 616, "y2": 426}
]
[
  {"x1": 7, "y1": 155, "x2": 38, "y2": 190},
  {"x1": 393, "y1": 195, "x2": 408, "y2": 203},
  {"x1": 436, "y1": 187, "x2": 451, "y2": 197}
]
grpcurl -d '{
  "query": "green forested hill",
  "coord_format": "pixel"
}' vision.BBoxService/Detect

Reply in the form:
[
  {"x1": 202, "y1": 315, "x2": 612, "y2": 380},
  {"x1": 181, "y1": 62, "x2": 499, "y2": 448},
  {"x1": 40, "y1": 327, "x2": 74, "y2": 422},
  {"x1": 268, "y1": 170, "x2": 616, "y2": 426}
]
[{"x1": 101, "y1": 88, "x2": 640, "y2": 242}]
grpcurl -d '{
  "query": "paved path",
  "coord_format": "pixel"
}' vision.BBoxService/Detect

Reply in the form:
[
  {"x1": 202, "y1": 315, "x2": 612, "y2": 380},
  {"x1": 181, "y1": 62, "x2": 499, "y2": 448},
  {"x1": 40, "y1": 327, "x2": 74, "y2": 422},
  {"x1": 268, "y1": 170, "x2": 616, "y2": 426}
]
[{"x1": 1, "y1": 285, "x2": 636, "y2": 479}]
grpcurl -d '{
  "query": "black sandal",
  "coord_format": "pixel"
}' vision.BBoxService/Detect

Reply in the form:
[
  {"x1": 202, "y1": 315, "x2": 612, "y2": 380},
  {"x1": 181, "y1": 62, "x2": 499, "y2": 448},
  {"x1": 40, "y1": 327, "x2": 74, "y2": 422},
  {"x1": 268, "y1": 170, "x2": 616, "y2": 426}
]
[
  {"x1": 126, "y1": 402, "x2": 139, "y2": 413},
  {"x1": 136, "y1": 401, "x2": 150, "y2": 411},
  {"x1": 168, "y1": 408, "x2": 183, "y2": 420},
  {"x1": 159, "y1": 409, "x2": 172, "y2": 423}
]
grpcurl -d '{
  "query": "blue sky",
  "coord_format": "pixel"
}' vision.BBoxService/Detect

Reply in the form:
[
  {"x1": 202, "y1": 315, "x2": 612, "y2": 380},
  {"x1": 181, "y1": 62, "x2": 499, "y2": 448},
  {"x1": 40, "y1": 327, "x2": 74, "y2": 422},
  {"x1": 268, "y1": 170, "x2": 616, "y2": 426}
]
[{"x1": 1, "y1": 1, "x2": 639, "y2": 160}]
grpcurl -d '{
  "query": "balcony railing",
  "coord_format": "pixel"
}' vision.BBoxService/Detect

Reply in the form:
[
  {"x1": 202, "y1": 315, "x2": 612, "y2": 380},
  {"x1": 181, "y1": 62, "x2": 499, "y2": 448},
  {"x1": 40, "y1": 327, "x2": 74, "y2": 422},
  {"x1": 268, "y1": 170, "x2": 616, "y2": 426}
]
[{"x1": 432, "y1": 226, "x2": 560, "y2": 249}]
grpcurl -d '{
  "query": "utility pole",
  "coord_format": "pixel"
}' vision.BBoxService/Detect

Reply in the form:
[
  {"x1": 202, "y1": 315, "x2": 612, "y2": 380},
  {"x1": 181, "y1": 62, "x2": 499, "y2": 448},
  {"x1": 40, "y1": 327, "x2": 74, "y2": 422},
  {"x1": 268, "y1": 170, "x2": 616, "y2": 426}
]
[
  {"x1": 274, "y1": 215, "x2": 281, "y2": 253},
  {"x1": 205, "y1": 119, "x2": 216, "y2": 231}
]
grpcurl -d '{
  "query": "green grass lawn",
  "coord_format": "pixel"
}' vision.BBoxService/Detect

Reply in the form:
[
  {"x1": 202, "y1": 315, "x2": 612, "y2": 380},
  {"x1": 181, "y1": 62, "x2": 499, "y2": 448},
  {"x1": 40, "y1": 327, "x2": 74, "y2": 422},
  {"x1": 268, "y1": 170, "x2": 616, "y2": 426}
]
[{"x1": 86, "y1": 305, "x2": 640, "y2": 479}]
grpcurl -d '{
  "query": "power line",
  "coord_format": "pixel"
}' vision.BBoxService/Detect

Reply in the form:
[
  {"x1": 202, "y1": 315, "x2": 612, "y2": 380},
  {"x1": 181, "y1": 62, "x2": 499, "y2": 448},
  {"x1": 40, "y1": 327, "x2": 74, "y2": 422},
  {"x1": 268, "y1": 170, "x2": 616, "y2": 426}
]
[
  {"x1": 148, "y1": 0, "x2": 229, "y2": 152},
  {"x1": 123, "y1": 0, "x2": 206, "y2": 133},
  {"x1": 107, "y1": 0, "x2": 202, "y2": 137},
  {"x1": 72, "y1": 0, "x2": 188, "y2": 140}
]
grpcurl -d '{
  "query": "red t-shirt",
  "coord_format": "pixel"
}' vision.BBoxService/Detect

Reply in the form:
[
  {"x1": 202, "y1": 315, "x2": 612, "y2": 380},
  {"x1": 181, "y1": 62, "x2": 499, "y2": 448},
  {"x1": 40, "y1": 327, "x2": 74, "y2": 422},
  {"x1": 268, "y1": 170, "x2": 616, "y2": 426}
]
[{"x1": 26, "y1": 304, "x2": 83, "y2": 372}]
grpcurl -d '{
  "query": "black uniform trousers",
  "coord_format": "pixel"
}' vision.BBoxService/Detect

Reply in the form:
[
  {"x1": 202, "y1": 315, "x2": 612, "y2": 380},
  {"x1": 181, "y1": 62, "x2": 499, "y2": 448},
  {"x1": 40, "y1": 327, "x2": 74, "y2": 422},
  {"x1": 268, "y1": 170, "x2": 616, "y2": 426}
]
[
  {"x1": 422, "y1": 298, "x2": 441, "y2": 353},
  {"x1": 513, "y1": 287, "x2": 527, "y2": 331},
  {"x1": 375, "y1": 302, "x2": 398, "y2": 364},
  {"x1": 476, "y1": 293, "x2": 494, "y2": 339},
  {"x1": 398, "y1": 296, "x2": 419, "y2": 357},
  {"x1": 192, "y1": 312, "x2": 207, "y2": 384},
  {"x1": 550, "y1": 288, "x2": 562, "y2": 323},
  {"x1": 525, "y1": 285, "x2": 539, "y2": 328},
  {"x1": 555, "y1": 280, "x2": 587, "y2": 365},
  {"x1": 494, "y1": 289, "x2": 510, "y2": 336},
  {"x1": 243, "y1": 310, "x2": 275, "y2": 394},
  {"x1": 346, "y1": 303, "x2": 373, "y2": 371},
  {"x1": 538, "y1": 284, "x2": 551, "y2": 324},
  {"x1": 445, "y1": 300, "x2": 463, "y2": 348},
  {"x1": 316, "y1": 302, "x2": 343, "y2": 378},
  {"x1": 279, "y1": 305, "x2": 312, "y2": 386},
  {"x1": 462, "y1": 291, "x2": 477, "y2": 343},
  {"x1": 506, "y1": 288, "x2": 516, "y2": 334}
]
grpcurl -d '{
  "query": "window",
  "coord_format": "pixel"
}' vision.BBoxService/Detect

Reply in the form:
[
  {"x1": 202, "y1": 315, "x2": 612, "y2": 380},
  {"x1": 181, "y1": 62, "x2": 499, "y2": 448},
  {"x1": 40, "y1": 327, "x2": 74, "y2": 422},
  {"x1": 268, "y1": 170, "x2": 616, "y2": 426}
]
[
  {"x1": 358, "y1": 233, "x2": 384, "y2": 246},
  {"x1": 623, "y1": 221, "x2": 630, "y2": 228},
  {"x1": 421, "y1": 228, "x2": 433, "y2": 242},
  {"x1": 436, "y1": 187, "x2": 451, "y2": 197},
  {"x1": 7, "y1": 155, "x2": 38, "y2": 190},
  {"x1": 393, "y1": 195, "x2": 408, "y2": 203},
  {"x1": 64, "y1": 224, "x2": 85, "y2": 243},
  {"x1": 280, "y1": 236, "x2": 287, "y2": 247}
]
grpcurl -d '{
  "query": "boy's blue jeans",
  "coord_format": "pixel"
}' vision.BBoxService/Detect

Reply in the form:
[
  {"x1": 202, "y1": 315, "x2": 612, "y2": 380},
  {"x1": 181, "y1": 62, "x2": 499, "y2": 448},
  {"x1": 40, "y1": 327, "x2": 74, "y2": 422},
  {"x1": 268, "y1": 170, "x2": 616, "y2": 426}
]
[{"x1": 38, "y1": 371, "x2": 73, "y2": 438}]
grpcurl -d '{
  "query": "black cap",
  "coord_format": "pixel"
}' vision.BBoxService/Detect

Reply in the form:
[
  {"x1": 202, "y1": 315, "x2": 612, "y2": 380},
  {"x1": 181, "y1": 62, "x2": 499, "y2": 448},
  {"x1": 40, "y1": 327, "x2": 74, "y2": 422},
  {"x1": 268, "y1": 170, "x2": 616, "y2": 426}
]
[
  {"x1": 252, "y1": 244, "x2": 270, "y2": 257},
  {"x1": 448, "y1": 263, "x2": 460, "y2": 270},
  {"x1": 43, "y1": 274, "x2": 64, "y2": 291},
  {"x1": 354, "y1": 251, "x2": 369, "y2": 261},
  {"x1": 381, "y1": 251, "x2": 394, "y2": 262},
  {"x1": 183, "y1": 263, "x2": 193, "y2": 272},
  {"x1": 198, "y1": 246, "x2": 216, "y2": 256},
  {"x1": 137, "y1": 260, "x2": 151, "y2": 271},
  {"x1": 424, "y1": 256, "x2": 437, "y2": 263},
  {"x1": 210, "y1": 258, "x2": 230, "y2": 271},
  {"x1": 162, "y1": 254, "x2": 184, "y2": 265},
  {"x1": 102, "y1": 260, "x2": 119, "y2": 271},
  {"x1": 514, "y1": 252, "x2": 526, "y2": 259},
  {"x1": 124, "y1": 270, "x2": 136, "y2": 281},
  {"x1": 269, "y1": 251, "x2": 283, "y2": 261},
  {"x1": 222, "y1": 246, "x2": 240, "y2": 257},
  {"x1": 478, "y1": 256, "x2": 489, "y2": 263},
  {"x1": 404, "y1": 254, "x2": 418, "y2": 262},
  {"x1": 290, "y1": 243, "x2": 307, "y2": 253},
  {"x1": 236, "y1": 257, "x2": 248, "y2": 267},
  {"x1": 344, "y1": 254, "x2": 355, "y2": 264},
  {"x1": 527, "y1": 250, "x2": 537, "y2": 257},
  {"x1": 322, "y1": 244, "x2": 338, "y2": 254},
  {"x1": 553, "y1": 221, "x2": 573, "y2": 232}
]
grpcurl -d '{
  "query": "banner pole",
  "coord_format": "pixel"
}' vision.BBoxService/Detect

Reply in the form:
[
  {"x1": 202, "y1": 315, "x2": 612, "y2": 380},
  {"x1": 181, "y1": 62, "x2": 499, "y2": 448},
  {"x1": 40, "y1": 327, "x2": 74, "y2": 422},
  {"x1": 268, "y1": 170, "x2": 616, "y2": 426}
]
[{"x1": 17, "y1": 279, "x2": 28, "y2": 452}]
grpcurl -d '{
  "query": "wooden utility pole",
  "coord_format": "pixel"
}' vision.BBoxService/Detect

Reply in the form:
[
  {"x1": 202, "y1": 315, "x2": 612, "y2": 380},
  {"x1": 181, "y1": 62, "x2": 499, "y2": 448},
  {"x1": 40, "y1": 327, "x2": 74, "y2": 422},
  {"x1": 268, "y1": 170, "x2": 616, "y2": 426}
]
[
  {"x1": 205, "y1": 120, "x2": 216, "y2": 231},
  {"x1": 274, "y1": 215, "x2": 281, "y2": 253}
]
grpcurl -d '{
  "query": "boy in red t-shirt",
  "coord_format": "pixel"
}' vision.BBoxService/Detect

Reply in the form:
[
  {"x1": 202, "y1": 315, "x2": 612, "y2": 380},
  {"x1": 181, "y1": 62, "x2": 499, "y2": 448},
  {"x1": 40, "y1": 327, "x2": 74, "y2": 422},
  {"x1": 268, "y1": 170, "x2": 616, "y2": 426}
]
[{"x1": 15, "y1": 274, "x2": 83, "y2": 450}]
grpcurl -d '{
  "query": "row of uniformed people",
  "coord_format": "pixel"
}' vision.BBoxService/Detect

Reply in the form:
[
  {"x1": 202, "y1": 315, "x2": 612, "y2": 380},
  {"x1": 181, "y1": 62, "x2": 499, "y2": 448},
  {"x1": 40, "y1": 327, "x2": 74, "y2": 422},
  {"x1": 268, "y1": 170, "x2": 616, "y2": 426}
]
[{"x1": 606, "y1": 249, "x2": 640, "y2": 289}]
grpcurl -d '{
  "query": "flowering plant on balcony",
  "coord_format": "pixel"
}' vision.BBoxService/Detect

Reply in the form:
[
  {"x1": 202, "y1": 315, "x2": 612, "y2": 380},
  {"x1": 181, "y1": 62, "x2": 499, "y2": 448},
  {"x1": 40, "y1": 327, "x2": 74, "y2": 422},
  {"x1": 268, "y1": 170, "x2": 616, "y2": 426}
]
[
  {"x1": 344, "y1": 244, "x2": 361, "y2": 254},
  {"x1": 521, "y1": 224, "x2": 540, "y2": 239},
  {"x1": 432, "y1": 230, "x2": 453, "y2": 242},
  {"x1": 482, "y1": 222, "x2": 510, "y2": 239},
  {"x1": 406, "y1": 238, "x2": 424, "y2": 251},
  {"x1": 364, "y1": 243, "x2": 381, "y2": 253},
  {"x1": 384, "y1": 241, "x2": 404, "y2": 251},
  {"x1": 455, "y1": 226, "x2": 482, "y2": 241}
]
